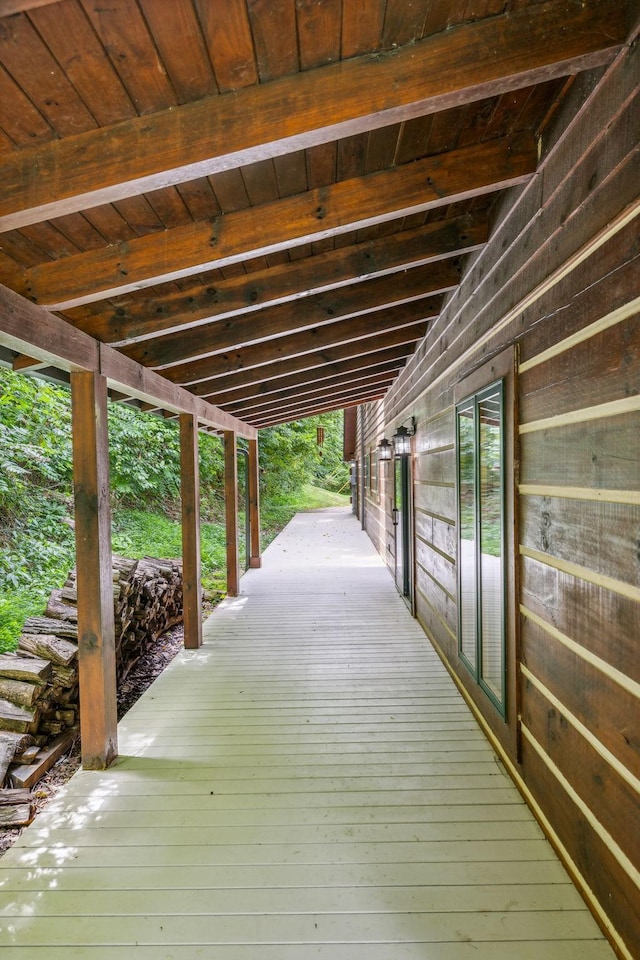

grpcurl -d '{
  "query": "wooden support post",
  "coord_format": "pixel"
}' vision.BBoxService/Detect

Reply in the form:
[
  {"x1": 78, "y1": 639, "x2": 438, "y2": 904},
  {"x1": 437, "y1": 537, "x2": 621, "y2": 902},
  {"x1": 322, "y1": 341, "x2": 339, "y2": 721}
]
[
  {"x1": 224, "y1": 430, "x2": 240, "y2": 597},
  {"x1": 70, "y1": 371, "x2": 117, "y2": 770},
  {"x1": 180, "y1": 413, "x2": 203, "y2": 649},
  {"x1": 248, "y1": 437, "x2": 262, "y2": 568}
]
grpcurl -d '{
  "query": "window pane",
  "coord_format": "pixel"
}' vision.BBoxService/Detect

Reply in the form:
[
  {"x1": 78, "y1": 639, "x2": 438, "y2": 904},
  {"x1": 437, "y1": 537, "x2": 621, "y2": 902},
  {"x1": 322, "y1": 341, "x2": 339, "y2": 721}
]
[
  {"x1": 457, "y1": 403, "x2": 477, "y2": 670},
  {"x1": 479, "y1": 388, "x2": 504, "y2": 703}
]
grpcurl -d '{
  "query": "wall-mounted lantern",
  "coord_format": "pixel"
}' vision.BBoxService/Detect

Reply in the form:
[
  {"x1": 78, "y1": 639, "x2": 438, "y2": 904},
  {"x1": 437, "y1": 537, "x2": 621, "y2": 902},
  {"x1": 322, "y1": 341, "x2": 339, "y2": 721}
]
[
  {"x1": 377, "y1": 437, "x2": 393, "y2": 461},
  {"x1": 392, "y1": 417, "x2": 416, "y2": 457}
]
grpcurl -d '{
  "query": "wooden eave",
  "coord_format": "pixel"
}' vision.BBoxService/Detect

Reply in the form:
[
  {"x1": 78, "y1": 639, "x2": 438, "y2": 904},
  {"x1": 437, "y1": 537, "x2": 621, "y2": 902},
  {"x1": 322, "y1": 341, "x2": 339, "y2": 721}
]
[{"x1": 0, "y1": 0, "x2": 634, "y2": 428}]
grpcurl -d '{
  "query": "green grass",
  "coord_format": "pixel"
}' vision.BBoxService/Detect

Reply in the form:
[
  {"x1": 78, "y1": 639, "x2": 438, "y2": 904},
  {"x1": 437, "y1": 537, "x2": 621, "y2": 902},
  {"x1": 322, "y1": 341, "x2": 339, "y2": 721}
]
[{"x1": 0, "y1": 484, "x2": 350, "y2": 652}]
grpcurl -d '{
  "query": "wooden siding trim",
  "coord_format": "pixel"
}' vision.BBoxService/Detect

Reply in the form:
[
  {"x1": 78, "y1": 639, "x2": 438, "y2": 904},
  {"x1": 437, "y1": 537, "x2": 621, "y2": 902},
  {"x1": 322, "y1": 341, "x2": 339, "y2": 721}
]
[
  {"x1": 519, "y1": 484, "x2": 640, "y2": 505},
  {"x1": 521, "y1": 664, "x2": 640, "y2": 797},
  {"x1": 521, "y1": 605, "x2": 640, "y2": 701},
  {"x1": 518, "y1": 294, "x2": 640, "y2": 373},
  {"x1": 521, "y1": 724, "x2": 640, "y2": 891},
  {"x1": 519, "y1": 395, "x2": 640, "y2": 434},
  {"x1": 520, "y1": 546, "x2": 640, "y2": 603}
]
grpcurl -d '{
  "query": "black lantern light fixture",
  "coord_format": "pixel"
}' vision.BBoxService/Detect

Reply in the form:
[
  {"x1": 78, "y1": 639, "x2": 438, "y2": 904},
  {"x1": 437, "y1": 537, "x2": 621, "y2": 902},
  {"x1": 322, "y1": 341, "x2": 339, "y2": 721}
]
[
  {"x1": 377, "y1": 437, "x2": 393, "y2": 461},
  {"x1": 392, "y1": 417, "x2": 416, "y2": 457}
]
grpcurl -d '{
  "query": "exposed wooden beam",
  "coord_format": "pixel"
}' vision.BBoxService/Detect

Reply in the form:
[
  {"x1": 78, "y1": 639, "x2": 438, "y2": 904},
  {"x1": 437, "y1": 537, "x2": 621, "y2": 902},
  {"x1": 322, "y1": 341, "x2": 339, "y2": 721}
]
[
  {"x1": 224, "y1": 431, "x2": 240, "y2": 598},
  {"x1": 248, "y1": 439, "x2": 261, "y2": 569},
  {"x1": 251, "y1": 391, "x2": 387, "y2": 428},
  {"x1": 214, "y1": 354, "x2": 408, "y2": 408},
  {"x1": 15, "y1": 137, "x2": 536, "y2": 309},
  {"x1": 229, "y1": 371, "x2": 397, "y2": 421},
  {"x1": 70, "y1": 371, "x2": 117, "y2": 771},
  {"x1": 124, "y1": 260, "x2": 461, "y2": 369},
  {"x1": 164, "y1": 298, "x2": 443, "y2": 386},
  {"x1": 180, "y1": 413, "x2": 203, "y2": 650},
  {"x1": 12, "y1": 354, "x2": 47, "y2": 372},
  {"x1": 0, "y1": 0, "x2": 627, "y2": 231},
  {"x1": 234, "y1": 380, "x2": 398, "y2": 425},
  {"x1": 66, "y1": 214, "x2": 488, "y2": 345},
  {"x1": 191, "y1": 327, "x2": 427, "y2": 399},
  {"x1": 0, "y1": 283, "x2": 257, "y2": 438}
]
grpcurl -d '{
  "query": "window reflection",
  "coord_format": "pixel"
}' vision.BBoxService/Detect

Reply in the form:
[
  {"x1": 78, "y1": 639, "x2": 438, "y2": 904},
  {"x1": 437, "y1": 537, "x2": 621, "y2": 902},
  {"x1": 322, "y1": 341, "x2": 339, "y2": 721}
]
[{"x1": 456, "y1": 382, "x2": 505, "y2": 714}]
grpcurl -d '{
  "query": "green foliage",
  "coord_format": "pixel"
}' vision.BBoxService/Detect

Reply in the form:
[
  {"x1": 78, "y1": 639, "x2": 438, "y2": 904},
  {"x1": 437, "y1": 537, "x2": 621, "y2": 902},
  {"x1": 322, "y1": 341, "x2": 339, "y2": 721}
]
[
  {"x1": 0, "y1": 364, "x2": 350, "y2": 651},
  {"x1": 259, "y1": 411, "x2": 349, "y2": 498},
  {"x1": 0, "y1": 368, "x2": 72, "y2": 521},
  {"x1": 0, "y1": 592, "x2": 41, "y2": 654}
]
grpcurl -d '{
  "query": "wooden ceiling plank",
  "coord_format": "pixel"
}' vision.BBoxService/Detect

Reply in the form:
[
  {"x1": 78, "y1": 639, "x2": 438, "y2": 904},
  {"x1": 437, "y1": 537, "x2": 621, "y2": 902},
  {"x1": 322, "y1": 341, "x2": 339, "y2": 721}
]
[
  {"x1": 164, "y1": 297, "x2": 441, "y2": 385},
  {"x1": 0, "y1": 0, "x2": 627, "y2": 229},
  {"x1": 297, "y1": 0, "x2": 341, "y2": 70},
  {"x1": 250, "y1": 390, "x2": 387, "y2": 427},
  {"x1": 246, "y1": 0, "x2": 299, "y2": 82},
  {"x1": 28, "y1": 0, "x2": 136, "y2": 126},
  {"x1": 223, "y1": 368, "x2": 399, "y2": 417},
  {"x1": 191, "y1": 324, "x2": 426, "y2": 397},
  {"x1": 0, "y1": 11, "x2": 97, "y2": 137},
  {"x1": 80, "y1": 0, "x2": 177, "y2": 114},
  {"x1": 137, "y1": 0, "x2": 218, "y2": 103},
  {"x1": 237, "y1": 381, "x2": 396, "y2": 423},
  {"x1": 205, "y1": 347, "x2": 410, "y2": 406},
  {"x1": 194, "y1": 0, "x2": 258, "y2": 92},
  {"x1": 17, "y1": 137, "x2": 532, "y2": 308},
  {"x1": 122, "y1": 259, "x2": 461, "y2": 369},
  {"x1": 0, "y1": 63, "x2": 55, "y2": 146},
  {"x1": 341, "y1": 0, "x2": 386, "y2": 57}
]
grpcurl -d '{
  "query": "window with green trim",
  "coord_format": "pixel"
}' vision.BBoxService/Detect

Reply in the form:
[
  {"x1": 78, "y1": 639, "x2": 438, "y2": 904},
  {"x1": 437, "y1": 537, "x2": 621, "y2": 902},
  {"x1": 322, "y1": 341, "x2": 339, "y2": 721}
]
[{"x1": 456, "y1": 380, "x2": 506, "y2": 715}]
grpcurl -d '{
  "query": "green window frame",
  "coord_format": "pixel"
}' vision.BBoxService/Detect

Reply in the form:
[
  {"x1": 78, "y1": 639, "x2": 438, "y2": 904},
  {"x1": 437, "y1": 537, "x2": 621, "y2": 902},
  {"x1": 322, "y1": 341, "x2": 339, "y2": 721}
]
[{"x1": 456, "y1": 379, "x2": 506, "y2": 716}]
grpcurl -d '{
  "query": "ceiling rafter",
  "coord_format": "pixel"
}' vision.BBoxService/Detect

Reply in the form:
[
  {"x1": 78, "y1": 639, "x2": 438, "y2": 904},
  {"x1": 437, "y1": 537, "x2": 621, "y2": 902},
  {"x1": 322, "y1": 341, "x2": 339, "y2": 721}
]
[
  {"x1": 64, "y1": 213, "x2": 487, "y2": 346},
  {"x1": 0, "y1": 0, "x2": 626, "y2": 231},
  {"x1": 9, "y1": 137, "x2": 536, "y2": 309},
  {"x1": 123, "y1": 260, "x2": 462, "y2": 370},
  {"x1": 164, "y1": 298, "x2": 442, "y2": 387},
  {"x1": 1, "y1": 1, "x2": 632, "y2": 428}
]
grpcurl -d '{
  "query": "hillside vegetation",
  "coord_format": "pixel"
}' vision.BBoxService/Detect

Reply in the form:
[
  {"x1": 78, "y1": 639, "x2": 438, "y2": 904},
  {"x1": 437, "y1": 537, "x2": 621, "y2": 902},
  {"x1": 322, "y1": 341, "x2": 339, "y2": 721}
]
[{"x1": 0, "y1": 367, "x2": 349, "y2": 652}]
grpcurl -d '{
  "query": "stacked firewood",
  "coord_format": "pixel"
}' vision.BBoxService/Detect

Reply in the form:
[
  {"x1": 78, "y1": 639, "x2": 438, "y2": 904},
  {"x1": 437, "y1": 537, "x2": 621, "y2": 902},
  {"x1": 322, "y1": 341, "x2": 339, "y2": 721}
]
[{"x1": 0, "y1": 555, "x2": 183, "y2": 821}]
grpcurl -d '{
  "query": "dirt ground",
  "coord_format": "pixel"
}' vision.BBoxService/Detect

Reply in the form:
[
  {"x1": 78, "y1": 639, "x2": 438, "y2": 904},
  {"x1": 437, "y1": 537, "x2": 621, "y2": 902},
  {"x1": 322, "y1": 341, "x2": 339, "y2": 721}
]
[{"x1": 0, "y1": 624, "x2": 184, "y2": 858}]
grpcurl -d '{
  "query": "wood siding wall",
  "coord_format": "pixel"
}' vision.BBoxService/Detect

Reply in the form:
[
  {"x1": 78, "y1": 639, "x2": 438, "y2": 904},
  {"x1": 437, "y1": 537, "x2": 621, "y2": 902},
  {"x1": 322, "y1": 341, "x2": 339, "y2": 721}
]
[{"x1": 356, "y1": 37, "x2": 639, "y2": 960}]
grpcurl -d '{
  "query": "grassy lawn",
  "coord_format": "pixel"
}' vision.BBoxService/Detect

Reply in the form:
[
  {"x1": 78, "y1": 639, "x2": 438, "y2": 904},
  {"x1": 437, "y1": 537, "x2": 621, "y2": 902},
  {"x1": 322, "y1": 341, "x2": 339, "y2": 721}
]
[{"x1": 0, "y1": 485, "x2": 350, "y2": 653}]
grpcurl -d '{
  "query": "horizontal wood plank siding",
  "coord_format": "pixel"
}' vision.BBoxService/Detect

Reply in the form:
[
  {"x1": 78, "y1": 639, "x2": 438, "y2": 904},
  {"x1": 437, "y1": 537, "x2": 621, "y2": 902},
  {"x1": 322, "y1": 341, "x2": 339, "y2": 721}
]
[{"x1": 355, "y1": 34, "x2": 640, "y2": 960}]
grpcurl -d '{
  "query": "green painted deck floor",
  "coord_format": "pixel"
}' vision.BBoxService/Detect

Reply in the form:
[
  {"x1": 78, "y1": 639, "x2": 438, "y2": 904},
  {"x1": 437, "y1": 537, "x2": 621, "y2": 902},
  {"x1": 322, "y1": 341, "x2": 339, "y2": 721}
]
[{"x1": 0, "y1": 508, "x2": 615, "y2": 958}]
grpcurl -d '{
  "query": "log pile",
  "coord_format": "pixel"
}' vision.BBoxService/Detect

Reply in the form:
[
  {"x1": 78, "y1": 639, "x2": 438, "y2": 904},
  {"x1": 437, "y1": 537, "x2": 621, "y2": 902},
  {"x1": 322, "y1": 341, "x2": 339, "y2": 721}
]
[{"x1": 0, "y1": 555, "x2": 183, "y2": 814}]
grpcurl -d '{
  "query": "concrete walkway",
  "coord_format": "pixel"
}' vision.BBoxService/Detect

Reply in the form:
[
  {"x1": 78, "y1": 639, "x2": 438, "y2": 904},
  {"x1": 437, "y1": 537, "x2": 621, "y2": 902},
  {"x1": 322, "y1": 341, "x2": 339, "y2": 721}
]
[{"x1": 0, "y1": 508, "x2": 615, "y2": 958}]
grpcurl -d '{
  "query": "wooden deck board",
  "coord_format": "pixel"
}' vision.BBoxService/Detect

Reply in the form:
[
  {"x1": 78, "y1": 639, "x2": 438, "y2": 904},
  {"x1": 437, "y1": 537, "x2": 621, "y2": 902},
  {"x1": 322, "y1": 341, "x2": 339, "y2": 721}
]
[{"x1": 0, "y1": 509, "x2": 615, "y2": 957}]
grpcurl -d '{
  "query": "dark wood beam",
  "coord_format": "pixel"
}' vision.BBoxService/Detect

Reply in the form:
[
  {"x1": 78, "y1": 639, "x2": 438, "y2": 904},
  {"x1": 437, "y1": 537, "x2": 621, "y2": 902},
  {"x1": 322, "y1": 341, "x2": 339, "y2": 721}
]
[
  {"x1": 224, "y1": 431, "x2": 240, "y2": 598},
  {"x1": 0, "y1": 283, "x2": 256, "y2": 438},
  {"x1": 251, "y1": 391, "x2": 387, "y2": 428},
  {"x1": 123, "y1": 260, "x2": 461, "y2": 369},
  {"x1": 214, "y1": 355, "x2": 407, "y2": 408},
  {"x1": 233, "y1": 385, "x2": 398, "y2": 426},
  {"x1": 164, "y1": 297, "x2": 442, "y2": 386},
  {"x1": 180, "y1": 413, "x2": 203, "y2": 650},
  {"x1": 191, "y1": 328, "x2": 426, "y2": 399},
  {"x1": 68, "y1": 214, "x2": 487, "y2": 346},
  {"x1": 248, "y1": 439, "x2": 261, "y2": 569},
  {"x1": 16, "y1": 137, "x2": 536, "y2": 309},
  {"x1": 0, "y1": 0, "x2": 626, "y2": 230},
  {"x1": 70, "y1": 371, "x2": 117, "y2": 770},
  {"x1": 228, "y1": 372, "x2": 398, "y2": 420}
]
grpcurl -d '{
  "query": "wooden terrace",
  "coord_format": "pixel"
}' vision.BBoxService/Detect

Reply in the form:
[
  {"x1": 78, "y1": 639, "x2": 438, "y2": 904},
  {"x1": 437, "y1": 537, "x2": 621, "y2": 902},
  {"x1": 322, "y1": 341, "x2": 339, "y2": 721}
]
[{"x1": 0, "y1": 509, "x2": 616, "y2": 958}]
